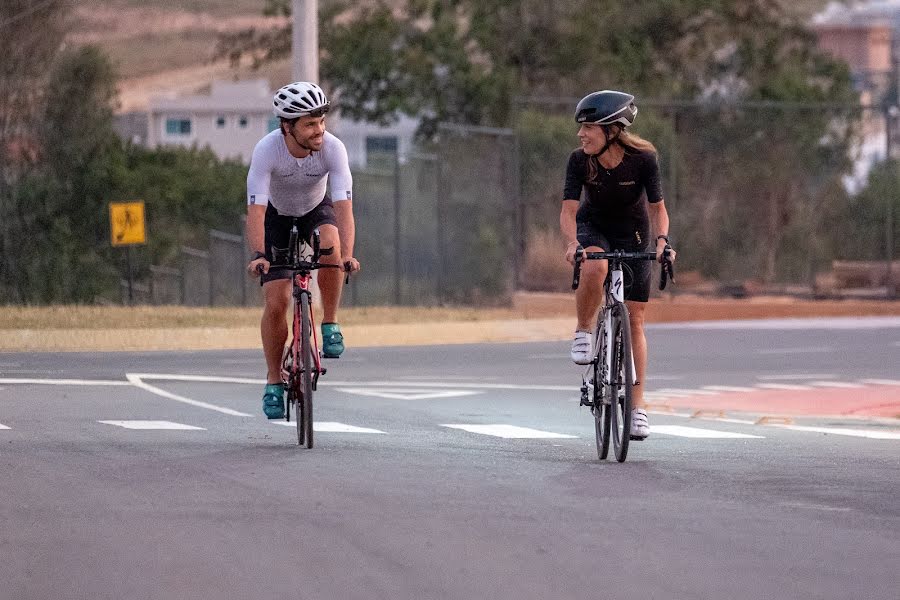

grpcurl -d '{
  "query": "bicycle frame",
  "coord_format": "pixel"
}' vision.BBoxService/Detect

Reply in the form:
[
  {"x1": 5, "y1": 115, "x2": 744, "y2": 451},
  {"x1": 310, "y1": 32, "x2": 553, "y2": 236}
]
[
  {"x1": 573, "y1": 247, "x2": 674, "y2": 461},
  {"x1": 289, "y1": 269, "x2": 323, "y2": 390}
]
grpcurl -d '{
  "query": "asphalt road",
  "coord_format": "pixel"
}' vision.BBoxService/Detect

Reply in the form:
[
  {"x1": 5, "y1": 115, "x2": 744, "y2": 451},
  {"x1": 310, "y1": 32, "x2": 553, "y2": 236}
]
[{"x1": 1, "y1": 318, "x2": 898, "y2": 599}]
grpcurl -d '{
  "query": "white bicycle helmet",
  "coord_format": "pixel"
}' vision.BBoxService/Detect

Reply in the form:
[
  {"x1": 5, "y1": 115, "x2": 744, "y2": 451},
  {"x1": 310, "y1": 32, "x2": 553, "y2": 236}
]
[{"x1": 273, "y1": 82, "x2": 330, "y2": 118}]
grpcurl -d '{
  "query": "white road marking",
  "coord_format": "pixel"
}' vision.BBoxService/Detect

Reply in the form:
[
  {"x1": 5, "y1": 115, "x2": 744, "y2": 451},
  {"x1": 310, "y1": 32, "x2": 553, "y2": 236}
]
[
  {"x1": 654, "y1": 388, "x2": 719, "y2": 396},
  {"x1": 129, "y1": 373, "x2": 266, "y2": 385},
  {"x1": 756, "y1": 383, "x2": 814, "y2": 391},
  {"x1": 650, "y1": 425, "x2": 764, "y2": 439},
  {"x1": 758, "y1": 373, "x2": 835, "y2": 380},
  {"x1": 128, "y1": 374, "x2": 579, "y2": 391},
  {"x1": 440, "y1": 424, "x2": 577, "y2": 439},
  {"x1": 0, "y1": 423, "x2": 9, "y2": 430},
  {"x1": 780, "y1": 502, "x2": 853, "y2": 512},
  {"x1": 98, "y1": 420, "x2": 205, "y2": 430},
  {"x1": 0, "y1": 378, "x2": 130, "y2": 386},
  {"x1": 809, "y1": 381, "x2": 865, "y2": 389},
  {"x1": 650, "y1": 317, "x2": 900, "y2": 330},
  {"x1": 397, "y1": 375, "x2": 500, "y2": 381},
  {"x1": 860, "y1": 379, "x2": 900, "y2": 386},
  {"x1": 272, "y1": 421, "x2": 387, "y2": 433},
  {"x1": 344, "y1": 381, "x2": 577, "y2": 391},
  {"x1": 775, "y1": 425, "x2": 900, "y2": 440},
  {"x1": 701, "y1": 385, "x2": 757, "y2": 393},
  {"x1": 757, "y1": 347, "x2": 834, "y2": 355},
  {"x1": 338, "y1": 388, "x2": 481, "y2": 400},
  {"x1": 708, "y1": 417, "x2": 757, "y2": 425},
  {"x1": 126, "y1": 374, "x2": 252, "y2": 417}
]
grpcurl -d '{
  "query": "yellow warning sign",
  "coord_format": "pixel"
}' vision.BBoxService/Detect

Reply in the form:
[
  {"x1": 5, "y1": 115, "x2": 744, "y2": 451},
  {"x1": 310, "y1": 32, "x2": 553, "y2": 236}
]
[{"x1": 109, "y1": 201, "x2": 146, "y2": 246}]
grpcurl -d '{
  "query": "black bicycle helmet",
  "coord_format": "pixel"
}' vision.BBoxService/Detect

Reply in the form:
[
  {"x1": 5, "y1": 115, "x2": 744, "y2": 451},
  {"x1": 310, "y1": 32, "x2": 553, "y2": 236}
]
[{"x1": 575, "y1": 90, "x2": 638, "y2": 127}]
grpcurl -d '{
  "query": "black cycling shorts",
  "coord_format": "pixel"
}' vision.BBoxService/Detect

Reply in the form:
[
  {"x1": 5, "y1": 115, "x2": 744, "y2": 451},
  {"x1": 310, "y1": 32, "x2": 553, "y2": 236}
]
[
  {"x1": 576, "y1": 221, "x2": 652, "y2": 303},
  {"x1": 261, "y1": 197, "x2": 338, "y2": 285}
]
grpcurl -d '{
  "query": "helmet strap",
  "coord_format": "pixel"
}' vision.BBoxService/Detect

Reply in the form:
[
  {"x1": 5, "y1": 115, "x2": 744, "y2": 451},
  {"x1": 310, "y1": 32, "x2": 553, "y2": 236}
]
[{"x1": 596, "y1": 126, "x2": 621, "y2": 158}]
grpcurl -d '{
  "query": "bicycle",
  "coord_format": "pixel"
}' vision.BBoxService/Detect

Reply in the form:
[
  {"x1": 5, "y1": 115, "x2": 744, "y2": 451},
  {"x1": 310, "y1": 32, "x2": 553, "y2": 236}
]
[
  {"x1": 572, "y1": 245, "x2": 674, "y2": 462},
  {"x1": 264, "y1": 225, "x2": 348, "y2": 448}
]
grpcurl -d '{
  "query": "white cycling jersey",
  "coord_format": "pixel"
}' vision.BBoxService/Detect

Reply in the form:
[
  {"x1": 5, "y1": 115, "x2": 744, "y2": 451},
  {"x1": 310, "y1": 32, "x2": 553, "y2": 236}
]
[{"x1": 246, "y1": 129, "x2": 352, "y2": 217}]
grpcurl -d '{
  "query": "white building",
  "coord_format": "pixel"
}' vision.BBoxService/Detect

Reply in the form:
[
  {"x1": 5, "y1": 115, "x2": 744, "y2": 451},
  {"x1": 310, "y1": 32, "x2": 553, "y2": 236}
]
[
  {"x1": 147, "y1": 78, "x2": 419, "y2": 168},
  {"x1": 147, "y1": 79, "x2": 278, "y2": 163}
]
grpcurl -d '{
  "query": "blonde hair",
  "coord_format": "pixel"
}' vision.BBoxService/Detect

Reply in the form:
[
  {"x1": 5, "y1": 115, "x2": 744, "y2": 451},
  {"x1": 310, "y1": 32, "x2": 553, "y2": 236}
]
[{"x1": 586, "y1": 126, "x2": 657, "y2": 183}]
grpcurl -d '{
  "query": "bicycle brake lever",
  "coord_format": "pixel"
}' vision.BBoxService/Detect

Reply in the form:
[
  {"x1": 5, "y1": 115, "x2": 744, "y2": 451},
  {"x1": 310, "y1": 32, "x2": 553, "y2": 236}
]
[{"x1": 572, "y1": 247, "x2": 584, "y2": 290}]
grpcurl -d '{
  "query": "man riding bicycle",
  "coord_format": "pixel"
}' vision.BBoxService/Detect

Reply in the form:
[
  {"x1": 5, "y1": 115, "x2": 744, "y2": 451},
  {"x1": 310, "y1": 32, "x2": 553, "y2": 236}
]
[
  {"x1": 561, "y1": 90, "x2": 677, "y2": 440},
  {"x1": 246, "y1": 81, "x2": 361, "y2": 419}
]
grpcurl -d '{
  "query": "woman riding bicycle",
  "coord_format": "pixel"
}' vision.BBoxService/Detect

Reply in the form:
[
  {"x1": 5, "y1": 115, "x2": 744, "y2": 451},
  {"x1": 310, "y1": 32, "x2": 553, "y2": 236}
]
[{"x1": 561, "y1": 90, "x2": 677, "y2": 440}]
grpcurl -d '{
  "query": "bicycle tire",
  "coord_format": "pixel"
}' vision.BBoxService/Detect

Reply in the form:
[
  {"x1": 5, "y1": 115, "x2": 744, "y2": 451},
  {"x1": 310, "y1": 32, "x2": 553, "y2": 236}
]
[
  {"x1": 593, "y1": 319, "x2": 611, "y2": 460},
  {"x1": 281, "y1": 345, "x2": 293, "y2": 424},
  {"x1": 299, "y1": 292, "x2": 314, "y2": 449},
  {"x1": 610, "y1": 303, "x2": 634, "y2": 463}
]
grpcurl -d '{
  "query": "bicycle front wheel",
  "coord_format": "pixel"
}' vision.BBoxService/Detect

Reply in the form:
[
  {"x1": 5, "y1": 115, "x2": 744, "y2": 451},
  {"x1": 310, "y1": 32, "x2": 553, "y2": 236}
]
[
  {"x1": 298, "y1": 292, "x2": 314, "y2": 449},
  {"x1": 609, "y1": 303, "x2": 634, "y2": 463},
  {"x1": 593, "y1": 322, "x2": 611, "y2": 460}
]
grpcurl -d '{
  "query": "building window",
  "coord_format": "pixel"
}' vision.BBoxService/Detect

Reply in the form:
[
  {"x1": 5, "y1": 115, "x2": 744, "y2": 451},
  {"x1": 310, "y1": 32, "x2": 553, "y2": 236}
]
[
  {"x1": 238, "y1": 115, "x2": 248, "y2": 128},
  {"x1": 215, "y1": 115, "x2": 226, "y2": 128},
  {"x1": 268, "y1": 117, "x2": 280, "y2": 132},
  {"x1": 165, "y1": 118, "x2": 191, "y2": 136},
  {"x1": 366, "y1": 136, "x2": 398, "y2": 169}
]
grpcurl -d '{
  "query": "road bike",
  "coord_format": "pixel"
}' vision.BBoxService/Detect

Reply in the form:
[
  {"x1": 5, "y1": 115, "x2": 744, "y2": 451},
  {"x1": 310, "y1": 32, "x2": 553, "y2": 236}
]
[
  {"x1": 267, "y1": 226, "x2": 347, "y2": 448},
  {"x1": 572, "y1": 246, "x2": 674, "y2": 462}
]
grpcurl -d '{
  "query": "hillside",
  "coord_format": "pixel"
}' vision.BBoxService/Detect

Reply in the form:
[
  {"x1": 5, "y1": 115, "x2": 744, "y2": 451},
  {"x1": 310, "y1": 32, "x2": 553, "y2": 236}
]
[
  {"x1": 69, "y1": 0, "x2": 835, "y2": 112},
  {"x1": 70, "y1": 0, "x2": 291, "y2": 111}
]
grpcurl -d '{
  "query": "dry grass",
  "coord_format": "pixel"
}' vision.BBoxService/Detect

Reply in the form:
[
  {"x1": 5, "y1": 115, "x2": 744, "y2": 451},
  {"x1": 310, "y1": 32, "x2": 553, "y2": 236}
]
[
  {"x1": 0, "y1": 304, "x2": 527, "y2": 331},
  {"x1": 521, "y1": 229, "x2": 572, "y2": 292},
  {"x1": 3, "y1": 294, "x2": 898, "y2": 331}
]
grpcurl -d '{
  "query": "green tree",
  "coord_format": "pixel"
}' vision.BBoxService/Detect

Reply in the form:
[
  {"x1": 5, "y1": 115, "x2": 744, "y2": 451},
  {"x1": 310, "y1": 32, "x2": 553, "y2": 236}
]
[{"x1": 11, "y1": 46, "x2": 127, "y2": 302}]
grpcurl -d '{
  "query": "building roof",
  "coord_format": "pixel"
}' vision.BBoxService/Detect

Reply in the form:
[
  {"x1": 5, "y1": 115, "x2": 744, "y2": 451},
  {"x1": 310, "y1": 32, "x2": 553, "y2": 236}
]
[
  {"x1": 814, "y1": 0, "x2": 900, "y2": 28},
  {"x1": 149, "y1": 79, "x2": 274, "y2": 114}
]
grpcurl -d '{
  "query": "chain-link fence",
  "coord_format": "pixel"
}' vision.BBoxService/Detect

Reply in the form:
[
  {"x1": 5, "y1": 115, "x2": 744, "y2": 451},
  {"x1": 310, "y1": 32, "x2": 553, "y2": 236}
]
[
  {"x1": 515, "y1": 97, "x2": 899, "y2": 298},
  {"x1": 118, "y1": 105, "x2": 897, "y2": 306}
]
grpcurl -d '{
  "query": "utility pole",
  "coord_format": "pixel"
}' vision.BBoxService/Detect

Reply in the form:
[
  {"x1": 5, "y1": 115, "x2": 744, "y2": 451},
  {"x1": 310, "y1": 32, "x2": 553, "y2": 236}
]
[
  {"x1": 887, "y1": 32, "x2": 899, "y2": 298},
  {"x1": 292, "y1": 0, "x2": 319, "y2": 82}
]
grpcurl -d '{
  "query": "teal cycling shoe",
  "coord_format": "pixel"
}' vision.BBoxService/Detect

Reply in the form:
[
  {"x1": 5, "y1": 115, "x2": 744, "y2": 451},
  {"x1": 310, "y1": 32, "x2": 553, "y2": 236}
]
[
  {"x1": 262, "y1": 383, "x2": 285, "y2": 419},
  {"x1": 321, "y1": 322, "x2": 344, "y2": 358}
]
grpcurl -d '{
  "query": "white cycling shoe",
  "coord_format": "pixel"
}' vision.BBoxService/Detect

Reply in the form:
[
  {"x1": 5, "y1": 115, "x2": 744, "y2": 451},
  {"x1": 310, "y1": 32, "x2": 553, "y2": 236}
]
[
  {"x1": 570, "y1": 331, "x2": 592, "y2": 365},
  {"x1": 630, "y1": 408, "x2": 650, "y2": 440}
]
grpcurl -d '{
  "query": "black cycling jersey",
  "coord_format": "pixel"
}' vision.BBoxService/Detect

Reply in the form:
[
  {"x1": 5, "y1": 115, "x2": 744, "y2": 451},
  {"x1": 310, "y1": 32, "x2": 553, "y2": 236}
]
[{"x1": 563, "y1": 148, "x2": 663, "y2": 240}]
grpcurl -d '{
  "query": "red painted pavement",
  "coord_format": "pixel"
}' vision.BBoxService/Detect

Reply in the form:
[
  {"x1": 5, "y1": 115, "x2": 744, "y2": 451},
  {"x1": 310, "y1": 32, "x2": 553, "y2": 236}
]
[{"x1": 652, "y1": 384, "x2": 900, "y2": 419}]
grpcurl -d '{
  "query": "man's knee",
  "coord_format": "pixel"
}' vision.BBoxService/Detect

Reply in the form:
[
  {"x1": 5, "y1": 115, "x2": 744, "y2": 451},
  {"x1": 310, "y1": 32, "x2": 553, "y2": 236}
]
[
  {"x1": 263, "y1": 282, "x2": 290, "y2": 315},
  {"x1": 316, "y1": 225, "x2": 341, "y2": 262}
]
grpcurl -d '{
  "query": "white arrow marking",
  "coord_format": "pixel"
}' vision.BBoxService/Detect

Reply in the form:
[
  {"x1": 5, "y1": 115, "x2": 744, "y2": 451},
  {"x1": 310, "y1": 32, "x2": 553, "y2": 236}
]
[
  {"x1": 99, "y1": 420, "x2": 205, "y2": 430},
  {"x1": 272, "y1": 421, "x2": 386, "y2": 433},
  {"x1": 441, "y1": 424, "x2": 577, "y2": 439},
  {"x1": 651, "y1": 425, "x2": 763, "y2": 439},
  {"x1": 338, "y1": 388, "x2": 481, "y2": 400}
]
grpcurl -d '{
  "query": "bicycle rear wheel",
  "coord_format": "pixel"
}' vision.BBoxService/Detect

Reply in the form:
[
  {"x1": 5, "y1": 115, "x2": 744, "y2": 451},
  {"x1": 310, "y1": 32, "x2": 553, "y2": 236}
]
[
  {"x1": 592, "y1": 320, "x2": 611, "y2": 460},
  {"x1": 609, "y1": 303, "x2": 634, "y2": 463},
  {"x1": 298, "y1": 292, "x2": 314, "y2": 449}
]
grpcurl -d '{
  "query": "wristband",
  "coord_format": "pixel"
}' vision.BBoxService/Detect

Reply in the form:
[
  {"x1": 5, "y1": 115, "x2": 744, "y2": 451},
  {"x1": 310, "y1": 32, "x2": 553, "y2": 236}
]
[
  {"x1": 656, "y1": 235, "x2": 669, "y2": 244},
  {"x1": 250, "y1": 251, "x2": 266, "y2": 261}
]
